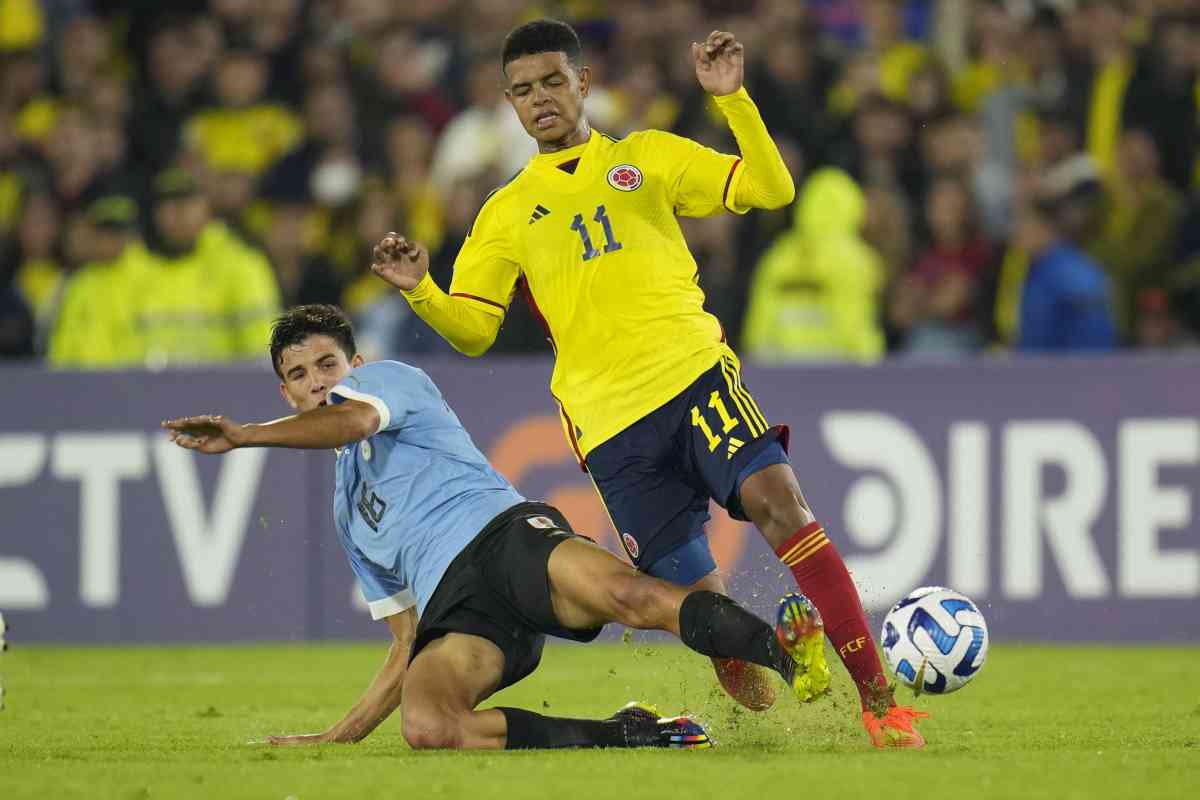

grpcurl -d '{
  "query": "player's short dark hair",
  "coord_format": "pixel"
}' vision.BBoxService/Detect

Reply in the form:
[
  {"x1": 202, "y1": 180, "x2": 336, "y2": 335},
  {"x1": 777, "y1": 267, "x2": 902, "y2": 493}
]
[
  {"x1": 501, "y1": 19, "x2": 582, "y2": 73},
  {"x1": 269, "y1": 304, "x2": 357, "y2": 378}
]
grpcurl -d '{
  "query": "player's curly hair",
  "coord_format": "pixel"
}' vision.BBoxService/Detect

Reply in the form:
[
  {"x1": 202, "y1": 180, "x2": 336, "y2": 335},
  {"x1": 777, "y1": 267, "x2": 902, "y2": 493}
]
[
  {"x1": 501, "y1": 19, "x2": 582, "y2": 73},
  {"x1": 269, "y1": 304, "x2": 357, "y2": 378}
]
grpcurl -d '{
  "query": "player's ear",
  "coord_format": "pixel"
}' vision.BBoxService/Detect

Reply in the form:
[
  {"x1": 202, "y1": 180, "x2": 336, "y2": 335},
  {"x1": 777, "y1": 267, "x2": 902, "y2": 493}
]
[
  {"x1": 577, "y1": 64, "x2": 591, "y2": 98},
  {"x1": 351, "y1": 353, "x2": 365, "y2": 368},
  {"x1": 278, "y1": 382, "x2": 298, "y2": 410}
]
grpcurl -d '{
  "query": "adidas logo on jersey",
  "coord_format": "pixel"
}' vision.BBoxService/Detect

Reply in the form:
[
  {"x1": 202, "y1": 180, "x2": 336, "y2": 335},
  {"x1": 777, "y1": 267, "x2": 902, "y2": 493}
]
[
  {"x1": 727, "y1": 436, "x2": 745, "y2": 460},
  {"x1": 528, "y1": 204, "x2": 551, "y2": 224}
]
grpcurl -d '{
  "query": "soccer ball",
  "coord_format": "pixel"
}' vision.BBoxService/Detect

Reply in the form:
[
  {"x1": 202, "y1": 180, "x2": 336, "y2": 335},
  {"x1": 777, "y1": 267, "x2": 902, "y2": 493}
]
[{"x1": 880, "y1": 586, "x2": 988, "y2": 695}]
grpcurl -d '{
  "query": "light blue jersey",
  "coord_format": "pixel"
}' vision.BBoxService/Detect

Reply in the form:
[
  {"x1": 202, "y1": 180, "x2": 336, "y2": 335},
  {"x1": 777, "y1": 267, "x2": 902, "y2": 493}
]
[{"x1": 328, "y1": 360, "x2": 525, "y2": 619}]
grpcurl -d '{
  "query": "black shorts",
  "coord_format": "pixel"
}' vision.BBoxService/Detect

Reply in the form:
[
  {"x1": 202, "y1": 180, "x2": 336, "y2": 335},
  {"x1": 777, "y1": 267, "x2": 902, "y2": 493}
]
[
  {"x1": 585, "y1": 354, "x2": 789, "y2": 583},
  {"x1": 409, "y1": 501, "x2": 602, "y2": 692}
]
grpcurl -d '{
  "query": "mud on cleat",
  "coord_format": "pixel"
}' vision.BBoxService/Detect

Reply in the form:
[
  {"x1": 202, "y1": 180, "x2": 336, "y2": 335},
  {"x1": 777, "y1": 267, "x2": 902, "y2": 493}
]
[{"x1": 775, "y1": 593, "x2": 832, "y2": 702}]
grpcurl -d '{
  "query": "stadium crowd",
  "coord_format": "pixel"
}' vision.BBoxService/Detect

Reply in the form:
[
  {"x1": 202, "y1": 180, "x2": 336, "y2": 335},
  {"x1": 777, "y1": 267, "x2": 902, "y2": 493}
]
[{"x1": 2, "y1": 0, "x2": 1199, "y2": 367}]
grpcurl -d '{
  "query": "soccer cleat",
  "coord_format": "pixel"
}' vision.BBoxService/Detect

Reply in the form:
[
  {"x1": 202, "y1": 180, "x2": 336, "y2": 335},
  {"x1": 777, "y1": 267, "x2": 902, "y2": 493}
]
[
  {"x1": 656, "y1": 715, "x2": 713, "y2": 749},
  {"x1": 775, "y1": 593, "x2": 832, "y2": 702},
  {"x1": 861, "y1": 705, "x2": 930, "y2": 749},
  {"x1": 609, "y1": 701, "x2": 713, "y2": 749}
]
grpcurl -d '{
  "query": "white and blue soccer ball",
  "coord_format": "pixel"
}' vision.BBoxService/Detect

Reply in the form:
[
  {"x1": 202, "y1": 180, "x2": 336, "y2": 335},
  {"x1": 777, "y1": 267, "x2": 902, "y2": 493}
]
[{"x1": 880, "y1": 586, "x2": 988, "y2": 695}]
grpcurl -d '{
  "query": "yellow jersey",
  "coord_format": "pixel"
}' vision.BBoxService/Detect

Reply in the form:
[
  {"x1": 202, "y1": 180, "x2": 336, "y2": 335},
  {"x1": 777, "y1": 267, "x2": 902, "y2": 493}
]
[{"x1": 448, "y1": 128, "x2": 746, "y2": 460}]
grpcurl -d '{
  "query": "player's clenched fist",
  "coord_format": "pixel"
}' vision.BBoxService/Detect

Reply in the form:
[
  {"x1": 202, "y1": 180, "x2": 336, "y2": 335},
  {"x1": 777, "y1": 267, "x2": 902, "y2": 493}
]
[
  {"x1": 372, "y1": 231, "x2": 429, "y2": 292},
  {"x1": 691, "y1": 30, "x2": 744, "y2": 97}
]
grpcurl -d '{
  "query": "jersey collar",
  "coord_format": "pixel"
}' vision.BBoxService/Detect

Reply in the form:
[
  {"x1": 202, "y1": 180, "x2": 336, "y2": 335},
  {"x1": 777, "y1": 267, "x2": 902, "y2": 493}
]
[{"x1": 527, "y1": 131, "x2": 600, "y2": 178}]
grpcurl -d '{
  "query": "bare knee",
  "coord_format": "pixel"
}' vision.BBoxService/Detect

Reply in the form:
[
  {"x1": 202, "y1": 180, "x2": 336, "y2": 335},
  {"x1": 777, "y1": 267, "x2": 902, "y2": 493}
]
[
  {"x1": 402, "y1": 706, "x2": 463, "y2": 751},
  {"x1": 741, "y1": 466, "x2": 813, "y2": 543},
  {"x1": 606, "y1": 573, "x2": 676, "y2": 630}
]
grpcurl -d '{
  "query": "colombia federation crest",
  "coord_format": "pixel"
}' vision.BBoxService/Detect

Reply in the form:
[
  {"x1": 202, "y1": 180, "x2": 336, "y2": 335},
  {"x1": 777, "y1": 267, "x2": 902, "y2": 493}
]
[{"x1": 607, "y1": 164, "x2": 643, "y2": 191}]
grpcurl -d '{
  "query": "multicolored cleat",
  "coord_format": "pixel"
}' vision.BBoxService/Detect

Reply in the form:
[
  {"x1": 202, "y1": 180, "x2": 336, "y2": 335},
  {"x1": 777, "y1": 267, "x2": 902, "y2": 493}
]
[
  {"x1": 609, "y1": 701, "x2": 713, "y2": 749},
  {"x1": 862, "y1": 704, "x2": 930, "y2": 749},
  {"x1": 775, "y1": 593, "x2": 832, "y2": 703}
]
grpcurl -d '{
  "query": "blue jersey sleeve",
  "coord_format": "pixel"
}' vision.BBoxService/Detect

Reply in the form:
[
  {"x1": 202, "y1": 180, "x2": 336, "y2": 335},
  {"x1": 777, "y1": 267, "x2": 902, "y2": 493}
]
[
  {"x1": 328, "y1": 361, "x2": 430, "y2": 434},
  {"x1": 346, "y1": 541, "x2": 416, "y2": 620}
]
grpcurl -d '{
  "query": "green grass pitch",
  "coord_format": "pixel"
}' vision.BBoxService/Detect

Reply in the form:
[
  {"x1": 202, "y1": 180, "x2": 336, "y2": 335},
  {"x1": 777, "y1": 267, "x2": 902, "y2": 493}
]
[{"x1": 1, "y1": 640, "x2": 1197, "y2": 799}]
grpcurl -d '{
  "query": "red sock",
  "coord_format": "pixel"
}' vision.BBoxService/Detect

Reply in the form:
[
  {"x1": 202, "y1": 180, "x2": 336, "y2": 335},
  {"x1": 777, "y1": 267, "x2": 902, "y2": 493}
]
[{"x1": 775, "y1": 522, "x2": 892, "y2": 711}]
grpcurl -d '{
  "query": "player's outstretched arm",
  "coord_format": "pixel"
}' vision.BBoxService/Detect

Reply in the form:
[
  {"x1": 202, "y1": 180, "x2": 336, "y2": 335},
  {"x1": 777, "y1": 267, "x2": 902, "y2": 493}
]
[
  {"x1": 692, "y1": 31, "x2": 795, "y2": 211},
  {"x1": 372, "y1": 233, "x2": 503, "y2": 357},
  {"x1": 161, "y1": 401, "x2": 381, "y2": 453},
  {"x1": 268, "y1": 609, "x2": 417, "y2": 746}
]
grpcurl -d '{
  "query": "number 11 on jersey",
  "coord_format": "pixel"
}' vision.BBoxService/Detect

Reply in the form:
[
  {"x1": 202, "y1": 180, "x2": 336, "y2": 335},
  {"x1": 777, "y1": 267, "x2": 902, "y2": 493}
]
[{"x1": 570, "y1": 205, "x2": 623, "y2": 262}]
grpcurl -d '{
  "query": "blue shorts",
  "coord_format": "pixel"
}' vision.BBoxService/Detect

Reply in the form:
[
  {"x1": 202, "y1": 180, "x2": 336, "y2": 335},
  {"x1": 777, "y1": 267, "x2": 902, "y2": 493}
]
[{"x1": 585, "y1": 355, "x2": 790, "y2": 586}]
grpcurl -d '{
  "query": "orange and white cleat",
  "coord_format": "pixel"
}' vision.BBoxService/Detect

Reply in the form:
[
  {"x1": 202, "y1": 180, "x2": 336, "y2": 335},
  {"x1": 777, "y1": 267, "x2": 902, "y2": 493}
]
[{"x1": 862, "y1": 705, "x2": 930, "y2": 749}]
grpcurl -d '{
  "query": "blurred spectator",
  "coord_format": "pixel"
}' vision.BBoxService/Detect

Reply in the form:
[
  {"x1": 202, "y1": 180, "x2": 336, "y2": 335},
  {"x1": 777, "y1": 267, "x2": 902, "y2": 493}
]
[
  {"x1": 742, "y1": 168, "x2": 885, "y2": 363},
  {"x1": 745, "y1": 22, "x2": 836, "y2": 161},
  {"x1": 184, "y1": 48, "x2": 303, "y2": 176},
  {"x1": 828, "y1": 0, "x2": 930, "y2": 115},
  {"x1": 429, "y1": 58, "x2": 531, "y2": 191},
  {"x1": 918, "y1": 112, "x2": 989, "y2": 223},
  {"x1": 384, "y1": 115, "x2": 447, "y2": 255},
  {"x1": 1122, "y1": 11, "x2": 1200, "y2": 193},
  {"x1": 41, "y1": 104, "x2": 109, "y2": 210},
  {"x1": 1014, "y1": 195, "x2": 1117, "y2": 352},
  {"x1": 1167, "y1": 182, "x2": 1200, "y2": 338},
  {"x1": 1080, "y1": 0, "x2": 1138, "y2": 178},
  {"x1": 7, "y1": 189, "x2": 63, "y2": 323},
  {"x1": 260, "y1": 194, "x2": 343, "y2": 309},
  {"x1": 55, "y1": 16, "x2": 114, "y2": 102},
  {"x1": 608, "y1": 58, "x2": 680, "y2": 137},
  {"x1": 907, "y1": 57, "x2": 953, "y2": 126},
  {"x1": 1087, "y1": 129, "x2": 1184, "y2": 335},
  {"x1": 861, "y1": 180, "x2": 913, "y2": 282},
  {"x1": 5, "y1": 46, "x2": 55, "y2": 144},
  {"x1": 0, "y1": 107, "x2": 28, "y2": 240},
  {"x1": 244, "y1": 0, "x2": 307, "y2": 105},
  {"x1": 952, "y1": 0, "x2": 1023, "y2": 113},
  {"x1": 47, "y1": 195, "x2": 149, "y2": 367},
  {"x1": 338, "y1": 177, "x2": 402, "y2": 316},
  {"x1": 1036, "y1": 107, "x2": 1092, "y2": 175},
  {"x1": 354, "y1": 25, "x2": 457, "y2": 161},
  {"x1": 1133, "y1": 286, "x2": 1198, "y2": 350},
  {"x1": 830, "y1": 93, "x2": 923, "y2": 205},
  {"x1": 992, "y1": 111, "x2": 1104, "y2": 347},
  {"x1": 130, "y1": 15, "x2": 218, "y2": 178},
  {"x1": 202, "y1": 166, "x2": 260, "y2": 242},
  {"x1": 0, "y1": 276, "x2": 34, "y2": 358},
  {"x1": 890, "y1": 176, "x2": 993, "y2": 356},
  {"x1": 265, "y1": 81, "x2": 362, "y2": 208},
  {"x1": 137, "y1": 168, "x2": 280, "y2": 365}
]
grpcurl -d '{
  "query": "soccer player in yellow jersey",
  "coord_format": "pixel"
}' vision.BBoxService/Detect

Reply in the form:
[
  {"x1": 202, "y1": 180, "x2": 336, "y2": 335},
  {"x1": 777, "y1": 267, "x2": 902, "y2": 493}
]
[{"x1": 372, "y1": 20, "x2": 927, "y2": 748}]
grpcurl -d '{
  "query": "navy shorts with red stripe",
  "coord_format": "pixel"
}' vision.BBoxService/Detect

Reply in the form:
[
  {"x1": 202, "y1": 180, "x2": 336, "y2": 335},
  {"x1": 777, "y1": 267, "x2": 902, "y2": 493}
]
[{"x1": 585, "y1": 355, "x2": 789, "y2": 585}]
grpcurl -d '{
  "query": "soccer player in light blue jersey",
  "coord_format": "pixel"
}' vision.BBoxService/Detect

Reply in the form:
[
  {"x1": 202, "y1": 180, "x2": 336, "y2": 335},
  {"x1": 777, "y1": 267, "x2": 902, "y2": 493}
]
[{"x1": 162, "y1": 305, "x2": 824, "y2": 751}]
